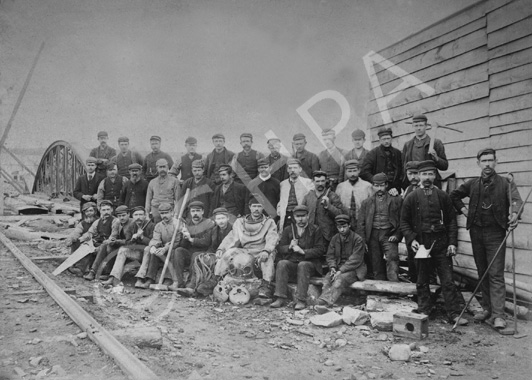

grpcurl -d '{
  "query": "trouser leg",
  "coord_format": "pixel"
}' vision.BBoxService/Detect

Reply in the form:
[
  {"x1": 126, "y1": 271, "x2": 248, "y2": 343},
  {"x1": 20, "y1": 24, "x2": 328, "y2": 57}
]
[
  {"x1": 90, "y1": 243, "x2": 111, "y2": 272},
  {"x1": 274, "y1": 260, "x2": 297, "y2": 299},
  {"x1": 136, "y1": 246, "x2": 151, "y2": 279},
  {"x1": 369, "y1": 229, "x2": 386, "y2": 280},
  {"x1": 407, "y1": 245, "x2": 417, "y2": 283},
  {"x1": 110, "y1": 246, "x2": 143, "y2": 281},
  {"x1": 174, "y1": 248, "x2": 192, "y2": 287},
  {"x1": 186, "y1": 251, "x2": 202, "y2": 288},
  {"x1": 319, "y1": 271, "x2": 358, "y2": 306},
  {"x1": 296, "y1": 261, "x2": 316, "y2": 301},
  {"x1": 470, "y1": 225, "x2": 491, "y2": 314},
  {"x1": 381, "y1": 229, "x2": 399, "y2": 282}
]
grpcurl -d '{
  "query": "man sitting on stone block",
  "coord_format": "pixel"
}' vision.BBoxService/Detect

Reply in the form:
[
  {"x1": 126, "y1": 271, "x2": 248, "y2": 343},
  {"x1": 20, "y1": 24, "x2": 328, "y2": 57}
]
[{"x1": 65, "y1": 201, "x2": 98, "y2": 276}]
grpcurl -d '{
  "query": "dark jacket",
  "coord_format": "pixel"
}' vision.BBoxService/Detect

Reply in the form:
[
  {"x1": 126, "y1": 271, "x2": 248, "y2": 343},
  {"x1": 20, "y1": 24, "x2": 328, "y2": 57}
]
[
  {"x1": 176, "y1": 218, "x2": 215, "y2": 253},
  {"x1": 400, "y1": 187, "x2": 458, "y2": 247},
  {"x1": 181, "y1": 176, "x2": 215, "y2": 217},
  {"x1": 302, "y1": 189, "x2": 347, "y2": 242},
  {"x1": 360, "y1": 145, "x2": 403, "y2": 192},
  {"x1": 73, "y1": 173, "x2": 105, "y2": 211},
  {"x1": 205, "y1": 148, "x2": 235, "y2": 184},
  {"x1": 293, "y1": 149, "x2": 320, "y2": 179},
  {"x1": 277, "y1": 223, "x2": 326, "y2": 274},
  {"x1": 358, "y1": 193, "x2": 403, "y2": 243},
  {"x1": 211, "y1": 180, "x2": 249, "y2": 217},
  {"x1": 325, "y1": 230, "x2": 367, "y2": 280},
  {"x1": 247, "y1": 176, "x2": 281, "y2": 218},
  {"x1": 267, "y1": 154, "x2": 289, "y2": 182},
  {"x1": 450, "y1": 173, "x2": 523, "y2": 230},
  {"x1": 339, "y1": 148, "x2": 369, "y2": 182},
  {"x1": 120, "y1": 178, "x2": 149, "y2": 209},
  {"x1": 125, "y1": 219, "x2": 155, "y2": 246},
  {"x1": 207, "y1": 223, "x2": 233, "y2": 252},
  {"x1": 402, "y1": 136, "x2": 447, "y2": 188}
]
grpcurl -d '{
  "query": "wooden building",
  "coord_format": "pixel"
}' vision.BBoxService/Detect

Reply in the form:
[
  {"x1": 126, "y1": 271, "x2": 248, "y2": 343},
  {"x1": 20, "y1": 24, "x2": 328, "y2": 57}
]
[{"x1": 366, "y1": 0, "x2": 532, "y2": 300}]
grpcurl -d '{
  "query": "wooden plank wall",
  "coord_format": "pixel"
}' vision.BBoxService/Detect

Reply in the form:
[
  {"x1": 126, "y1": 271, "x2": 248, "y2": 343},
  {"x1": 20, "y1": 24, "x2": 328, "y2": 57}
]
[{"x1": 367, "y1": 0, "x2": 532, "y2": 289}]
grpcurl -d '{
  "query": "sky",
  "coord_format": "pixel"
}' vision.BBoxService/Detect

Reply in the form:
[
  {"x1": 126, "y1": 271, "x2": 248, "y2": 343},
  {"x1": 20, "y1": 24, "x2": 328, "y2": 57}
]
[{"x1": 0, "y1": 0, "x2": 479, "y2": 156}]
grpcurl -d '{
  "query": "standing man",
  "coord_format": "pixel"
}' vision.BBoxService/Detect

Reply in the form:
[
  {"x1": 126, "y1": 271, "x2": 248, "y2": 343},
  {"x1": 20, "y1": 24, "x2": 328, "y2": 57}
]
[
  {"x1": 143, "y1": 136, "x2": 174, "y2": 182},
  {"x1": 73, "y1": 157, "x2": 105, "y2": 212},
  {"x1": 120, "y1": 163, "x2": 149, "y2": 210},
  {"x1": 181, "y1": 159, "x2": 215, "y2": 217},
  {"x1": 450, "y1": 148, "x2": 522, "y2": 328},
  {"x1": 231, "y1": 133, "x2": 265, "y2": 184},
  {"x1": 90, "y1": 131, "x2": 117, "y2": 175},
  {"x1": 358, "y1": 173, "x2": 402, "y2": 282},
  {"x1": 403, "y1": 114, "x2": 448, "y2": 189},
  {"x1": 247, "y1": 157, "x2": 281, "y2": 220},
  {"x1": 265, "y1": 137, "x2": 289, "y2": 182},
  {"x1": 277, "y1": 158, "x2": 314, "y2": 232},
  {"x1": 402, "y1": 161, "x2": 421, "y2": 282},
  {"x1": 271, "y1": 205, "x2": 326, "y2": 310},
  {"x1": 145, "y1": 159, "x2": 181, "y2": 223},
  {"x1": 210, "y1": 165, "x2": 249, "y2": 221},
  {"x1": 317, "y1": 129, "x2": 347, "y2": 190},
  {"x1": 292, "y1": 133, "x2": 320, "y2": 179},
  {"x1": 339, "y1": 129, "x2": 369, "y2": 182},
  {"x1": 205, "y1": 133, "x2": 235, "y2": 185},
  {"x1": 112, "y1": 136, "x2": 144, "y2": 179},
  {"x1": 96, "y1": 162, "x2": 128, "y2": 209},
  {"x1": 302, "y1": 170, "x2": 346, "y2": 247},
  {"x1": 169, "y1": 137, "x2": 202, "y2": 181},
  {"x1": 360, "y1": 127, "x2": 403, "y2": 195},
  {"x1": 400, "y1": 160, "x2": 467, "y2": 325}
]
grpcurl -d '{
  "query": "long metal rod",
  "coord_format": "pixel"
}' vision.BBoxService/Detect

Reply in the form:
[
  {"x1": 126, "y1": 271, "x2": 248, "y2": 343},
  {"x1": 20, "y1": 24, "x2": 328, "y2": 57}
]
[
  {"x1": 0, "y1": 168, "x2": 26, "y2": 194},
  {"x1": 2, "y1": 146, "x2": 36, "y2": 177}
]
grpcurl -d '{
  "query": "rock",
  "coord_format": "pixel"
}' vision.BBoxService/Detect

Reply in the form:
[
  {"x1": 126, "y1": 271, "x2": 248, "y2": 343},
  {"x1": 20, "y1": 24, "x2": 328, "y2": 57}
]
[
  {"x1": 76, "y1": 332, "x2": 88, "y2": 339},
  {"x1": 36, "y1": 369, "x2": 49, "y2": 378},
  {"x1": 355, "y1": 325, "x2": 371, "y2": 331},
  {"x1": 51, "y1": 365, "x2": 67, "y2": 376},
  {"x1": 310, "y1": 312, "x2": 344, "y2": 328},
  {"x1": 324, "y1": 359, "x2": 335, "y2": 366},
  {"x1": 286, "y1": 318, "x2": 304, "y2": 326},
  {"x1": 30, "y1": 338, "x2": 42, "y2": 344},
  {"x1": 388, "y1": 344, "x2": 411, "y2": 361},
  {"x1": 335, "y1": 338, "x2": 347, "y2": 348},
  {"x1": 367, "y1": 373, "x2": 377, "y2": 379},
  {"x1": 369, "y1": 312, "x2": 394, "y2": 331},
  {"x1": 187, "y1": 370, "x2": 203, "y2": 380},
  {"x1": 29, "y1": 356, "x2": 44, "y2": 367},
  {"x1": 374, "y1": 333, "x2": 388, "y2": 341},
  {"x1": 443, "y1": 360, "x2": 452, "y2": 365},
  {"x1": 381, "y1": 371, "x2": 394, "y2": 379},
  {"x1": 18, "y1": 298, "x2": 29, "y2": 303},
  {"x1": 342, "y1": 307, "x2": 369, "y2": 326},
  {"x1": 366, "y1": 298, "x2": 379, "y2": 311},
  {"x1": 13, "y1": 367, "x2": 26, "y2": 377},
  {"x1": 419, "y1": 346, "x2": 429, "y2": 353}
]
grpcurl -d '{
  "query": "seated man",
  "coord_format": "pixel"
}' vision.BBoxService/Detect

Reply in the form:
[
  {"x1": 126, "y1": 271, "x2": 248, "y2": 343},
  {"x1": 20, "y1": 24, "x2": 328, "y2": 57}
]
[
  {"x1": 215, "y1": 195, "x2": 278, "y2": 298},
  {"x1": 65, "y1": 202, "x2": 98, "y2": 276},
  {"x1": 271, "y1": 205, "x2": 326, "y2": 310},
  {"x1": 316, "y1": 214, "x2": 367, "y2": 311},
  {"x1": 101, "y1": 206, "x2": 155, "y2": 287}
]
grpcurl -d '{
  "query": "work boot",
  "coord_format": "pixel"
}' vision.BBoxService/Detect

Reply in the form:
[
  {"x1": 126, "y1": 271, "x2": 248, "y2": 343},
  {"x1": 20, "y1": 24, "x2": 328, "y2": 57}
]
[
  {"x1": 294, "y1": 301, "x2": 306, "y2": 310},
  {"x1": 67, "y1": 267, "x2": 84, "y2": 277},
  {"x1": 474, "y1": 310, "x2": 491, "y2": 322},
  {"x1": 176, "y1": 287, "x2": 195, "y2": 297},
  {"x1": 83, "y1": 270, "x2": 95, "y2": 281},
  {"x1": 315, "y1": 304, "x2": 331, "y2": 315},
  {"x1": 101, "y1": 276, "x2": 119, "y2": 287},
  {"x1": 258, "y1": 280, "x2": 273, "y2": 299},
  {"x1": 137, "y1": 279, "x2": 153, "y2": 289},
  {"x1": 163, "y1": 278, "x2": 173, "y2": 286},
  {"x1": 134, "y1": 279, "x2": 145, "y2": 288},
  {"x1": 451, "y1": 314, "x2": 469, "y2": 326},
  {"x1": 493, "y1": 317, "x2": 507, "y2": 329},
  {"x1": 270, "y1": 298, "x2": 287, "y2": 308}
]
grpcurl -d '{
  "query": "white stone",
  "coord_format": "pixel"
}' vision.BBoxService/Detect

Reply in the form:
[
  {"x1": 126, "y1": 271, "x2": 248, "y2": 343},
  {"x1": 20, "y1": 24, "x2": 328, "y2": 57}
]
[
  {"x1": 369, "y1": 312, "x2": 394, "y2": 331},
  {"x1": 342, "y1": 306, "x2": 369, "y2": 326},
  {"x1": 389, "y1": 344, "x2": 411, "y2": 361},
  {"x1": 335, "y1": 338, "x2": 347, "y2": 348},
  {"x1": 310, "y1": 312, "x2": 344, "y2": 328}
]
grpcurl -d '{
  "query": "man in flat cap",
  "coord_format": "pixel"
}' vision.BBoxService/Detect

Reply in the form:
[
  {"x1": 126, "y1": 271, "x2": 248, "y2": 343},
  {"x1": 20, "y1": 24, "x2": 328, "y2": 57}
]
[
  {"x1": 402, "y1": 160, "x2": 421, "y2": 282},
  {"x1": 302, "y1": 170, "x2": 347, "y2": 248},
  {"x1": 291, "y1": 133, "x2": 320, "y2": 179},
  {"x1": 145, "y1": 158, "x2": 181, "y2": 223},
  {"x1": 169, "y1": 137, "x2": 203, "y2": 182},
  {"x1": 143, "y1": 136, "x2": 174, "y2": 182},
  {"x1": 65, "y1": 202, "x2": 98, "y2": 276},
  {"x1": 90, "y1": 131, "x2": 117, "y2": 175},
  {"x1": 451, "y1": 148, "x2": 523, "y2": 329},
  {"x1": 210, "y1": 164, "x2": 249, "y2": 221},
  {"x1": 271, "y1": 205, "x2": 326, "y2": 310},
  {"x1": 231, "y1": 133, "x2": 265, "y2": 184},
  {"x1": 358, "y1": 173, "x2": 402, "y2": 282},
  {"x1": 335, "y1": 159, "x2": 374, "y2": 230},
  {"x1": 402, "y1": 114, "x2": 448, "y2": 189},
  {"x1": 111, "y1": 137, "x2": 144, "y2": 179},
  {"x1": 265, "y1": 137, "x2": 289, "y2": 182},
  {"x1": 317, "y1": 129, "x2": 347, "y2": 191},
  {"x1": 339, "y1": 129, "x2": 369, "y2": 182},
  {"x1": 360, "y1": 127, "x2": 403, "y2": 195},
  {"x1": 96, "y1": 162, "x2": 128, "y2": 209},
  {"x1": 74, "y1": 157, "x2": 106, "y2": 212},
  {"x1": 215, "y1": 194, "x2": 279, "y2": 298},
  {"x1": 401, "y1": 160, "x2": 467, "y2": 325},
  {"x1": 247, "y1": 157, "x2": 281, "y2": 220},
  {"x1": 205, "y1": 133, "x2": 235, "y2": 185},
  {"x1": 120, "y1": 163, "x2": 149, "y2": 210},
  {"x1": 277, "y1": 158, "x2": 315, "y2": 232},
  {"x1": 181, "y1": 159, "x2": 215, "y2": 217},
  {"x1": 316, "y1": 214, "x2": 367, "y2": 311}
]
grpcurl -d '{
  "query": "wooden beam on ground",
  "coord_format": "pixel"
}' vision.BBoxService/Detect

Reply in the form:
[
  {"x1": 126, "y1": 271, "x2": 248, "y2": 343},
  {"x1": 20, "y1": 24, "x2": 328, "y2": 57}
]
[
  {"x1": 0, "y1": 231, "x2": 160, "y2": 380},
  {"x1": 7, "y1": 288, "x2": 76, "y2": 296},
  {"x1": 309, "y1": 278, "x2": 439, "y2": 296},
  {"x1": 31, "y1": 255, "x2": 68, "y2": 261}
]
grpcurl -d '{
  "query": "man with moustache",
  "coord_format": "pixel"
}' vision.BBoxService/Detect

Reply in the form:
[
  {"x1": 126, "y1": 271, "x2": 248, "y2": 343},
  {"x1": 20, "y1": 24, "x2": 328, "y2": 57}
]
[
  {"x1": 247, "y1": 157, "x2": 281, "y2": 219},
  {"x1": 231, "y1": 133, "x2": 265, "y2": 184},
  {"x1": 96, "y1": 162, "x2": 128, "y2": 209},
  {"x1": 120, "y1": 163, "x2": 149, "y2": 210},
  {"x1": 181, "y1": 159, "x2": 215, "y2": 217},
  {"x1": 112, "y1": 136, "x2": 144, "y2": 179},
  {"x1": 339, "y1": 129, "x2": 369, "y2": 182},
  {"x1": 205, "y1": 133, "x2": 235, "y2": 185},
  {"x1": 73, "y1": 157, "x2": 105, "y2": 212},
  {"x1": 143, "y1": 136, "x2": 174, "y2": 182},
  {"x1": 402, "y1": 161, "x2": 421, "y2": 282},
  {"x1": 90, "y1": 131, "x2": 117, "y2": 175},
  {"x1": 65, "y1": 202, "x2": 98, "y2": 277},
  {"x1": 271, "y1": 205, "x2": 326, "y2": 310},
  {"x1": 451, "y1": 148, "x2": 523, "y2": 328},
  {"x1": 317, "y1": 129, "x2": 347, "y2": 191},
  {"x1": 265, "y1": 137, "x2": 289, "y2": 182},
  {"x1": 400, "y1": 160, "x2": 468, "y2": 325},
  {"x1": 169, "y1": 136, "x2": 203, "y2": 181},
  {"x1": 292, "y1": 133, "x2": 320, "y2": 179},
  {"x1": 358, "y1": 173, "x2": 402, "y2": 282},
  {"x1": 210, "y1": 164, "x2": 249, "y2": 220},
  {"x1": 145, "y1": 158, "x2": 181, "y2": 223}
]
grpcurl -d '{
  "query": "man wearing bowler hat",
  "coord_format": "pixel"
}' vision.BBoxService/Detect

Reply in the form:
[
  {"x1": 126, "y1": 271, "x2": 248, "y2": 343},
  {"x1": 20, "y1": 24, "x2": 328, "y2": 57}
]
[
  {"x1": 112, "y1": 136, "x2": 144, "y2": 179},
  {"x1": 120, "y1": 163, "x2": 149, "y2": 210},
  {"x1": 143, "y1": 136, "x2": 174, "y2": 182},
  {"x1": 74, "y1": 157, "x2": 106, "y2": 212},
  {"x1": 169, "y1": 136, "x2": 203, "y2": 181},
  {"x1": 291, "y1": 133, "x2": 320, "y2": 179},
  {"x1": 90, "y1": 131, "x2": 117, "y2": 175},
  {"x1": 145, "y1": 158, "x2": 181, "y2": 223},
  {"x1": 205, "y1": 133, "x2": 235, "y2": 185},
  {"x1": 231, "y1": 133, "x2": 265, "y2": 184},
  {"x1": 339, "y1": 129, "x2": 369, "y2": 183}
]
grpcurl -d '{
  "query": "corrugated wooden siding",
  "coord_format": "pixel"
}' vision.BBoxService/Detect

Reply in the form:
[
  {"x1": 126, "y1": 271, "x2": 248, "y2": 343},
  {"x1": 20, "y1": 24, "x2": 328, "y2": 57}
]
[{"x1": 367, "y1": 0, "x2": 532, "y2": 289}]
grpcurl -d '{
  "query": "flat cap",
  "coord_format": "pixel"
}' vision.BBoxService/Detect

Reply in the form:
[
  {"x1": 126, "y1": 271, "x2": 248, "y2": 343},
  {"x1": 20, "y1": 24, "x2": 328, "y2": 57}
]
[
  {"x1": 185, "y1": 136, "x2": 197, "y2": 144},
  {"x1": 155, "y1": 158, "x2": 168, "y2": 166},
  {"x1": 405, "y1": 161, "x2": 420, "y2": 172},
  {"x1": 97, "y1": 131, "x2": 108, "y2": 138},
  {"x1": 293, "y1": 205, "x2": 309, "y2": 215},
  {"x1": 345, "y1": 159, "x2": 360, "y2": 169},
  {"x1": 86, "y1": 157, "x2": 97, "y2": 164},
  {"x1": 115, "y1": 205, "x2": 129, "y2": 215},
  {"x1": 321, "y1": 129, "x2": 335, "y2": 138},
  {"x1": 312, "y1": 170, "x2": 328, "y2": 178},
  {"x1": 417, "y1": 160, "x2": 437, "y2": 172},
  {"x1": 267, "y1": 137, "x2": 281, "y2": 144},
  {"x1": 248, "y1": 193, "x2": 265, "y2": 205},
  {"x1": 351, "y1": 129, "x2": 366, "y2": 139},
  {"x1": 257, "y1": 157, "x2": 269, "y2": 167},
  {"x1": 99, "y1": 200, "x2": 113, "y2": 208},
  {"x1": 287, "y1": 158, "x2": 301, "y2": 166},
  {"x1": 212, "y1": 133, "x2": 225, "y2": 140},
  {"x1": 212, "y1": 207, "x2": 229, "y2": 216},
  {"x1": 477, "y1": 147, "x2": 496, "y2": 160},
  {"x1": 240, "y1": 133, "x2": 253, "y2": 140},
  {"x1": 191, "y1": 159, "x2": 204, "y2": 168},
  {"x1": 335, "y1": 214, "x2": 350, "y2": 225},
  {"x1": 292, "y1": 133, "x2": 306, "y2": 141},
  {"x1": 130, "y1": 206, "x2": 145, "y2": 213},
  {"x1": 372, "y1": 173, "x2": 388, "y2": 185},
  {"x1": 118, "y1": 136, "x2": 129, "y2": 143},
  {"x1": 158, "y1": 203, "x2": 173, "y2": 212},
  {"x1": 377, "y1": 127, "x2": 393, "y2": 137},
  {"x1": 128, "y1": 163, "x2": 142, "y2": 170},
  {"x1": 106, "y1": 161, "x2": 117, "y2": 170},
  {"x1": 188, "y1": 200, "x2": 205, "y2": 210},
  {"x1": 412, "y1": 114, "x2": 428, "y2": 122},
  {"x1": 82, "y1": 202, "x2": 97, "y2": 212},
  {"x1": 150, "y1": 135, "x2": 161, "y2": 141},
  {"x1": 218, "y1": 164, "x2": 232, "y2": 173}
]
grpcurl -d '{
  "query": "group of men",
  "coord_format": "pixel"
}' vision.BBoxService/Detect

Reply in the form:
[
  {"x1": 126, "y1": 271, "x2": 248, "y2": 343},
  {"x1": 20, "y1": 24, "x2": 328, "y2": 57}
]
[{"x1": 67, "y1": 113, "x2": 523, "y2": 328}]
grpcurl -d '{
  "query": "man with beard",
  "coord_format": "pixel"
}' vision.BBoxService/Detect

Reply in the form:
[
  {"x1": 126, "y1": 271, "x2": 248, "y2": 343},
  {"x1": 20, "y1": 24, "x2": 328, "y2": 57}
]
[
  {"x1": 205, "y1": 133, "x2": 235, "y2": 185},
  {"x1": 292, "y1": 133, "x2": 320, "y2": 179},
  {"x1": 277, "y1": 158, "x2": 314, "y2": 232},
  {"x1": 451, "y1": 148, "x2": 522, "y2": 329},
  {"x1": 210, "y1": 164, "x2": 248, "y2": 221},
  {"x1": 302, "y1": 170, "x2": 346, "y2": 247},
  {"x1": 73, "y1": 157, "x2": 105, "y2": 212},
  {"x1": 112, "y1": 136, "x2": 144, "y2": 179},
  {"x1": 120, "y1": 163, "x2": 149, "y2": 210},
  {"x1": 247, "y1": 158, "x2": 280, "y2": 220},
  {"x1": 90, "y1": 131, "x2": 117, "y2": 175},
  {"x1": 215, "y1": 195, "x2": 279, "y2": 299},
  {"x1": 358, "y1": 173, "x2": 402, "y2": 282},
  {"x1": 145, "y1": 158, "x2": 181, "y2": 223},
  {"x1": 96, "y1": 162, "x2": 128, "y2": 209},
  {"x1": 173, "y1": 201, "x2": 215, "y2": 292},
  {"x1": 339, "y1": 129, "x2": 369, "y2": 182},
  {"x1": 400, "y1": 160, "x2": 468, "y2": 325},
  {"x1": 271, "y1": 205, "x2": 326, "y2": 310},
  {"x1": 65, "y1": 202, "x2": 98, "y2": 276},
  {"x1": 143, "y1": 136, "x2": 174, "y2": 182},
  {"x1": 169, "y1": 137, "x2": 203, "y2": 181},
  {"x1": 317, "y1": 129, "x2": 347, "y2": 191},
  {"x1": 361, "y1": 127, "x2": 403, "y2": 195},
  {"x1": 101, "y1": 206, "x2": 155, "y2": 287},
  {"x1": 181, "y1": 159, "x2": 215, "y2": 217},
  {"x1": 231, "y1": 133, "x2": 265, "y2": 184},
  {"x1": 265, "y1": 137, "x2": 289, "y2": 182},
  {"x1": 336, "y1": 159, "x2": 374, "y2": 229},
  {"x1": 316, "y1": 214, "x2": 367, "y2": 311},
  {"x1": 402, "y1": 161, "x2": 421, "y2": 282}
]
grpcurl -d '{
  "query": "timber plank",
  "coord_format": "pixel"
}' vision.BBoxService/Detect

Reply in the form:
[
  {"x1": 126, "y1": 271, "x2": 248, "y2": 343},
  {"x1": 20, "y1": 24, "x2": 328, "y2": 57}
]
[
  {"x1": 489, "y1": 129, "x2": 532, "y2": 149},
  {"x1": 490, "y1": 93, "x2": 532, "y2": 116},
  {"x1": 490, "y1": 62, "x2": 532, "y2": 88},
  {"x1": 489, "y1": 34, "x2": 532, "y2": 60},
  {"x1": 489, "y1": 107, "x2": 532, "y2": 127},
  {"x1": 487, "y1": 0, "x2": 532, "y2": 33},
  {"x1": 444, "y1": 137, "x2": 494, "y2": 161},
  {"x1": 455, "y1": 245, "x2": 532, "y2": 277},
  {"x1": 453, "y1": 260, "x2": 532, "y2": 291},
  {"x1": 488, "y1": 16, "x2": 532, "y2": 49},
  {"x1": 489, "y1": 47, "x2": 532, "y2": 74},
  {"x1": 490, "y1": 79, "x2": 532, "y2": 102},
  {"x1": 458, "y1": 227, "x2": 531, "y2": 250}
]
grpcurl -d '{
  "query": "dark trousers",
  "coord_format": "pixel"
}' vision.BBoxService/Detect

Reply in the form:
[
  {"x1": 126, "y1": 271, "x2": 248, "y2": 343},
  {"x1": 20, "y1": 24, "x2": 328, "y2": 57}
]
[
  {"x1": 470, "y1": 225, "x2": 507, "y2": 319},
  {"x1": 90, "y1": 242, "x2": 119, "y2": 274},
  {"x1": 407, "y1": 245, "x2": 417, "y2": 283},
  {"x1": 146, "y1": 249, "x2": 178, "y2": 282},
  {"x1": 416, "y1": 232, "x2": 462, "y2": 317},
  {"x1": 174, "y1": 247, "x2": 204, "y2": 288},
  {"x1": 319, "y1": 270, "x2": 359, "y2": 306},
  {"x1": 274, "y1": 260, "x2": 317, "y2": 301},
  {"x1": 368, "y1": 228, "x2": 399, "y2": 281}
]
